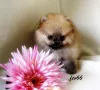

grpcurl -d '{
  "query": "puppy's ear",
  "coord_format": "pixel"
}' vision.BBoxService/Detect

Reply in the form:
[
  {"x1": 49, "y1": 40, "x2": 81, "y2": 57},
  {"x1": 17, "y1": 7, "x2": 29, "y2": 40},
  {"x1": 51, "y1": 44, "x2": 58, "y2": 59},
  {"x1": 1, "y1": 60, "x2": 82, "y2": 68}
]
[
  {"x1": 37, "y1": 16, "x2": 47, "y2": 29},
  {"x1": 65, "y1": 16, "x2": 76, "y2": 31},
  {"x1": 41, "y1": 16, "x2": 47, "y2": 23}
]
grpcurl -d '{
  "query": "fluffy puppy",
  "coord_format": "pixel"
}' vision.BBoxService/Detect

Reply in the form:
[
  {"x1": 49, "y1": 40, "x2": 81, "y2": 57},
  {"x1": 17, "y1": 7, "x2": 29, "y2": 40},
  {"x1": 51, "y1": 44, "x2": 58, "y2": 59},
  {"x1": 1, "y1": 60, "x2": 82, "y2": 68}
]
[{"x1": 34, "y1": 13, "x2": 81, "y2": 74}]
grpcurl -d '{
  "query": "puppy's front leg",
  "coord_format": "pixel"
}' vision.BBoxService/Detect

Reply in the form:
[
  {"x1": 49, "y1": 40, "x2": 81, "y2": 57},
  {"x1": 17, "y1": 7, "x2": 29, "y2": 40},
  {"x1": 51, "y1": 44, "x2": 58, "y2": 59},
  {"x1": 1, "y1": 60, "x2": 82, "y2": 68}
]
[
  {"x1": 61, "y1": 57, "x2": 78, "y2": 74},
  {"x1": 63, "y1": 60, "x2": 77, "y2": 74}
]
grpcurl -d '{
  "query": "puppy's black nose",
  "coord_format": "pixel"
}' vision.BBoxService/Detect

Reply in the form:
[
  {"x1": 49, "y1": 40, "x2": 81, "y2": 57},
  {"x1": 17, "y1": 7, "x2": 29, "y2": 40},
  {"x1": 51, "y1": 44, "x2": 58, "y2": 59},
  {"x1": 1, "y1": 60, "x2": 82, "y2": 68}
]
[
  {"x1": 49, "y1": 41, "x2": 62, "y2": 49},
  {"x1": 53, "y1": 36, "x2": 62, "y2": 47},
  {"x1": 54, "y1": 41, "x2": 61, "y2": 47},
  {"x1": 48, "y1": 34, "x2": 64, "y2": 49}
]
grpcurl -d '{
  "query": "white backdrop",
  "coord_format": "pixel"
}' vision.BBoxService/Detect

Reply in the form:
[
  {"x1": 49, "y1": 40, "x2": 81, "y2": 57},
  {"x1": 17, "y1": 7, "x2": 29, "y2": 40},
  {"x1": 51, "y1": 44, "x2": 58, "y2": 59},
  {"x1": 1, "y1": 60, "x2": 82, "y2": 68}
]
[
  {"x1": 0, "y1": 0, "x2": 100, "y2": 62},
  {"x1": 60, "y1": 0, "x2": 100, "y2": 53},
  {"x1": 0, "y1": 0, "x2": 60, "y2": 63}
]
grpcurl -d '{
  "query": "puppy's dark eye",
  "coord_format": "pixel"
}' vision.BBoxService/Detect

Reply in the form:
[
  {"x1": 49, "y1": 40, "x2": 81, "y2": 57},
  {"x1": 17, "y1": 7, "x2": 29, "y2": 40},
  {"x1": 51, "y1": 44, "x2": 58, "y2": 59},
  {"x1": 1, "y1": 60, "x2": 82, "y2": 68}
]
[
  {"x1": 48, "y1": 35, "x2": 53, "y2": 40},
  {"x1": 60, "y1": 36, "x2": 65, "y2": 41}
]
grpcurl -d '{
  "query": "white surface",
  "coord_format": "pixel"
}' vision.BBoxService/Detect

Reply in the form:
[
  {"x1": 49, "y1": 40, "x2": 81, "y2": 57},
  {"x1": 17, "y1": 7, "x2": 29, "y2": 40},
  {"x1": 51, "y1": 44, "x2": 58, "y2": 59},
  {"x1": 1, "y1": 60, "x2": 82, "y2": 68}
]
[
  {"x1": 68, "y1": 59, "x2": 100, "y2": 90},
  {"x1": 0, "y1": 56, "x2": 100, "y2": 90},
  {"x1": 0, "y1": 80, "x2": 5, "y2": 90},
  {"x1": 0, "y1": 70, "x2": 5, "y2": 90}
]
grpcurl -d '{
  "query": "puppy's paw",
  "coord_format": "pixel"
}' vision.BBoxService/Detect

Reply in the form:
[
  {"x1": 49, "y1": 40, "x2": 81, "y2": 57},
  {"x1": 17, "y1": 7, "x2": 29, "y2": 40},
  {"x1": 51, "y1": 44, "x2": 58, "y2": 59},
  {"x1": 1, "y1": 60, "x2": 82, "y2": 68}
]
[{"x1": 63, "y1": 61, "x2": 77, "y2": 74}]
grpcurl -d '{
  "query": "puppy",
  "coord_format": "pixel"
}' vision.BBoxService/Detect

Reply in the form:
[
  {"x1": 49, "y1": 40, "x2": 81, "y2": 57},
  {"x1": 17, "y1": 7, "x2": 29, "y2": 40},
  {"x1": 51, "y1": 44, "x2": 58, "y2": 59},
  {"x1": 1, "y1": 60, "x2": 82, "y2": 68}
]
[{"x1": 34, "y1": 13, "x2": 81, "y2": 74}]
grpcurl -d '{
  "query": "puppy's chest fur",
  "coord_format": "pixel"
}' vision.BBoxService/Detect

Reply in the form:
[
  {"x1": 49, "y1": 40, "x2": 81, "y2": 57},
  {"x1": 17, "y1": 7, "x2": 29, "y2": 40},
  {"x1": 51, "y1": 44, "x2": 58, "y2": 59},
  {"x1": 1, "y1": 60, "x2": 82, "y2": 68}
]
[
  {"x1": 38, "y1": 44, "x2": 77, "y2": 62},
  {"x1": 52, "y1": 48, "x2": 69, "y2": 61}
]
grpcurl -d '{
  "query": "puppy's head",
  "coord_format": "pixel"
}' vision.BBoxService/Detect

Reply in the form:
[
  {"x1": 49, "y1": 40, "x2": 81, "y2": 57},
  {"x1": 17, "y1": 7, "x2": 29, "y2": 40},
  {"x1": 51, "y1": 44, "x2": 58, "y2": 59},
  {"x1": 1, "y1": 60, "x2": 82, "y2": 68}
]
[{"x1": 35, "y1": 14, "x2": 77, "y2": 50}]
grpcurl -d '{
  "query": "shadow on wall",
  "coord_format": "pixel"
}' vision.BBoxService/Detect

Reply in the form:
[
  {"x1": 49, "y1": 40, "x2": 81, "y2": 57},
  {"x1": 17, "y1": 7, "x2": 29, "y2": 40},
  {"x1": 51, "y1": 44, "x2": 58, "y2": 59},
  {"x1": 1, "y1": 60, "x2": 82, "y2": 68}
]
[
  {"x1": 0, "y1": 0, "x2": 60, "y2": 64},
  {"x1": 0, "y1": 12, "x2": 38, "y2": 64},
  {"x1": 60, "y1": 0, "x2": 100, "y2": 54},
  {"x1": 78, "y1": 28, "x2": 99, "y2": 55}
]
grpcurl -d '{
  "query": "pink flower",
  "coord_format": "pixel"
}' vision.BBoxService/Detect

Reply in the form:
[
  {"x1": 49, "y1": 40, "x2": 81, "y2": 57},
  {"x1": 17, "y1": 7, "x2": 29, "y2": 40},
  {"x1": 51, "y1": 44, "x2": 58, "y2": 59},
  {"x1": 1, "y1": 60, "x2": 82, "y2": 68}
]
[{"x1": 0, "y1": 46, "x2": 67, "y2": 90}]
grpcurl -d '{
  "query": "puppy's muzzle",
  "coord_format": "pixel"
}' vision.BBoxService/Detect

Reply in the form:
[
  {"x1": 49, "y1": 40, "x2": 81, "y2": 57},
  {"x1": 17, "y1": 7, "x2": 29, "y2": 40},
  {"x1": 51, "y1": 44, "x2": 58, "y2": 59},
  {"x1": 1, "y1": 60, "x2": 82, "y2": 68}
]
[
  {"x1": 49, "y1": 36, "x2": 63, "y2": 49},
  {"x1": 49, "y1": 41, "x2": 63, "y2": 49}
]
